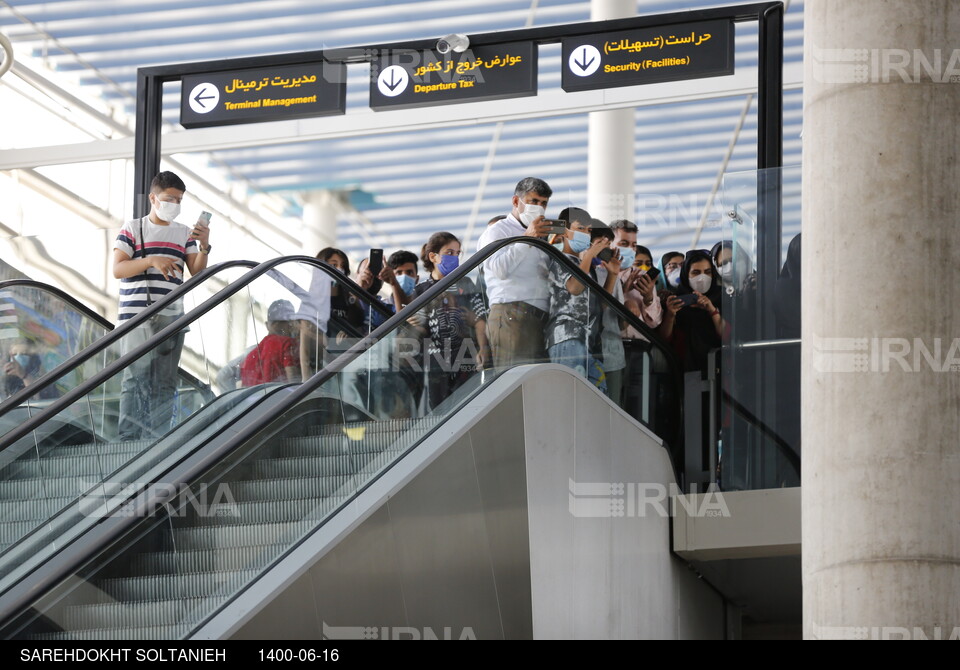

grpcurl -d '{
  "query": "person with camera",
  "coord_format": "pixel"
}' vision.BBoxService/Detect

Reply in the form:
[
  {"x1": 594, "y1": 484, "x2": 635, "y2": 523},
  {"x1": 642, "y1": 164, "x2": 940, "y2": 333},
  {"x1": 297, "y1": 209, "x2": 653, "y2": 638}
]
[
  {"x1": 476, "y1": 177, "x2": 554, "y2": 370},
  {"x1": 658, "y1": 249, "x2": 724, "y2": 373},
  {"x1": 112, "y1": 171, "x2": 211, "y2": 440}
]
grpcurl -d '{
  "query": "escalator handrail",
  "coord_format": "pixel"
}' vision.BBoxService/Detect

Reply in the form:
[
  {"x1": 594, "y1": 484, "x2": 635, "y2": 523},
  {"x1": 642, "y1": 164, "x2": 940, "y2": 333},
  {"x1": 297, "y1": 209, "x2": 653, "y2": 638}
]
[
  {"x1": 0, "y1": 238, "x2": 686, "y2": 636},
  {"x1": 169, "y1": 236, "x2": 685, "y2": 466},
  {"x1": 0, "y1": 256, "x2": 393, "y2": 454},
  {"x1": 0, "y1": 279, "x2": 114, "y2": 332},
  {"x1": 0, "y1": 260, "x2": 259, "y2": 418}
]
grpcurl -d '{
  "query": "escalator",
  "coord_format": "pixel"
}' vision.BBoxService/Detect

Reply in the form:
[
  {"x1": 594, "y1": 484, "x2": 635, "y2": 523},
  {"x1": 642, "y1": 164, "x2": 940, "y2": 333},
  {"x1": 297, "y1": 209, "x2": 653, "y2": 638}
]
[
  {"x1": 0, "y1": 258, "x2": 389, "y2": 618},
  {"x1": 0, "y1": 239, "x2": 688, "y2": 639}
]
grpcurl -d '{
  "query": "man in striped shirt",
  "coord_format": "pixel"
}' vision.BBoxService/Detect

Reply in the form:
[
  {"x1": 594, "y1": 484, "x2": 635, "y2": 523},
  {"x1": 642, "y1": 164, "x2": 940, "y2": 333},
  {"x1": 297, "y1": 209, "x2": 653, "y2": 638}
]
[{"x1": 112, "y1": 171, "x2": 211, "y2": 440}]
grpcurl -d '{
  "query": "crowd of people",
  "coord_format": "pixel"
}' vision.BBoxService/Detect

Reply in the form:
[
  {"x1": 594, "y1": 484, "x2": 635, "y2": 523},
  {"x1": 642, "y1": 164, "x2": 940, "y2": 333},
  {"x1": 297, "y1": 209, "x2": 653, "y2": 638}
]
[
  {"x1": 2, "y1": 170, "x2": 800, "y2": 444},
  {"x1": 224, "y1": 176, "x2": 779, "y2": 421}
]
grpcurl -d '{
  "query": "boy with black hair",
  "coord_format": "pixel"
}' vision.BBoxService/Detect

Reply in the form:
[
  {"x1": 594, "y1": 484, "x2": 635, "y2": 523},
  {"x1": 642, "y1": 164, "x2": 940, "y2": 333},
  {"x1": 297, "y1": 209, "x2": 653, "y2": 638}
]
[
  {"x1": 545, "y1": 214, "x2": 618, "y2": 391},
  {"x1": 112, "y1": 171, "x2": 211, "y2": 440}
]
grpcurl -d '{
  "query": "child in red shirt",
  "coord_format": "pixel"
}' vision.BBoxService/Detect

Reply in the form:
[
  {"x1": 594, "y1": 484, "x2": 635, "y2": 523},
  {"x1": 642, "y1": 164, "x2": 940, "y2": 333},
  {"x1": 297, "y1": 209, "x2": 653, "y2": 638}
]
[{"x1": 240, "y1": 300, "x2": 300, "y2": 386}]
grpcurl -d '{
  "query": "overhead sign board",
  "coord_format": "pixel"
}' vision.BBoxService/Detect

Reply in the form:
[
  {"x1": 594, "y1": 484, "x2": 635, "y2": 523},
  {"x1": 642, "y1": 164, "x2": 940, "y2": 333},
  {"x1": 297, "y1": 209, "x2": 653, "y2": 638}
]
[
  {"x1": 369, "y1": 42, "x2": 537, "y2": 111},
  {"x1": 561, "y1": 19, "x2": 734, "y2": 92},
  {"x1": 180, "y1": 62, "x2": 346, "y2": 129}
]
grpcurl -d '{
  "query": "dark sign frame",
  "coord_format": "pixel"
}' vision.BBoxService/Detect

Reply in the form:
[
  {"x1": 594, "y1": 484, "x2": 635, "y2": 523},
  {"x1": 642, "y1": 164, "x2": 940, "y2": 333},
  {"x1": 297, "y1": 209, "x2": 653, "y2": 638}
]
[{"x1": 135, "y1": 2, "x2": 783, "y2": 325}]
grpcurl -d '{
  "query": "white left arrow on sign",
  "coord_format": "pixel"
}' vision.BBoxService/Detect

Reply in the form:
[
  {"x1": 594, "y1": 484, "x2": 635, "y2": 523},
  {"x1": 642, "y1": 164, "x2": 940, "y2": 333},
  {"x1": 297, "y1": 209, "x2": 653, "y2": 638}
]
[{"x1": 188, "y1": 83, "x2": 220, "y2": 114}]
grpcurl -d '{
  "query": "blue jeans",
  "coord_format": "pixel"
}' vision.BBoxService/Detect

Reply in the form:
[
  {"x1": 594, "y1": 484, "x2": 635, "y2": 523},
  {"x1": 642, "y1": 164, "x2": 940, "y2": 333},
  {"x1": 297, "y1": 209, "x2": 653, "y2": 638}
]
[
  {"x1": 117, "y1": 314, "x2": 185, "y2": 441},
  {"x1": 548, "y1": 339, "x2": 607, "y2": 393}
]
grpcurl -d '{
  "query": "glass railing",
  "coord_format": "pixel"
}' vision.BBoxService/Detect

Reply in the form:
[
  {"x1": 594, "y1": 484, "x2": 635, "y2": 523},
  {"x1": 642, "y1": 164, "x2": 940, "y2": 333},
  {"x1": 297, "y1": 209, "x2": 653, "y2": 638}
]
[
  {"x1": 0, "y1": 261, "x2": 258, "y2": 423},
  {"x1": 0, "y1": 257, "x2": 390, "y2": 603},
  {"x1": 0, "y1": 238, "x2": 684, "y2": 640},
  {"x1": 0, "y1": 280, "x2": 113, "y2": 403},
  {"x1": 716, "y1": 165, "x2": 802, "y2": 490}
]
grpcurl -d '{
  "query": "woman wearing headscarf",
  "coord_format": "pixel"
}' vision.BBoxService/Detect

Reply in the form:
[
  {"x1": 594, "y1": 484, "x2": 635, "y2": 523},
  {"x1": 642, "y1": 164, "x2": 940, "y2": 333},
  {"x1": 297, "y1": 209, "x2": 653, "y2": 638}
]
[
  {"x1": 774, "y1": 233, "x2": 801, "y2": 339},
  {"x1": 657, "y1": 251, "x2": 684, "y2": 294},
  {"x1": 658, "y1": 249, "x2": 724, "y2": 373}
]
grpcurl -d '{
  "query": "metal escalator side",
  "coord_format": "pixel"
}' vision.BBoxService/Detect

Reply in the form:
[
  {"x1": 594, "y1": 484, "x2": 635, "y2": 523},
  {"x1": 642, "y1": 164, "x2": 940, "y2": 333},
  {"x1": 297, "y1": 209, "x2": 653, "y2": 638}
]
[
  {"x1": 0, "y1": 257, "x2": 392, "y2": 611},
  {"x1": 0, "y1": 238, "x2": 683, "y2": 640}
]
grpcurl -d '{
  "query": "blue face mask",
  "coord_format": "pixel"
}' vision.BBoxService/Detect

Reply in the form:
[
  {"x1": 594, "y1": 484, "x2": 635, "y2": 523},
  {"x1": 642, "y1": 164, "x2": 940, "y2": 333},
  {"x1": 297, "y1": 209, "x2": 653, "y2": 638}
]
[
  {"x1": 568, "y1": 230, "x2": 591, "y2": 254},
  {"x1": 437, "y1": 254, "x2": 460, "y2": 276},
  {"x1": 617, "y1": 247, "x2": 636, "y2": 269},
  {"x1": 395, "y1": 273, "x2": 416, "y2": 296},
  {"x1": 12, "y1": 353, "x2": 39, "y2": 376}
]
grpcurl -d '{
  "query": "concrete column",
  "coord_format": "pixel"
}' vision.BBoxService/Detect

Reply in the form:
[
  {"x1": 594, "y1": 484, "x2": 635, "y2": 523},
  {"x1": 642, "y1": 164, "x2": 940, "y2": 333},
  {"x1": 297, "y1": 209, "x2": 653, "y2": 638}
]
[
  {"x1": 301, "y1": 189, "x2": 339, "y2": 253},
  {"x1": 803, "y1": 1, "x2": 960, "y2": 640},
  {"x1": 587, "y1": 0, "x2": 635, "y2": 224}
]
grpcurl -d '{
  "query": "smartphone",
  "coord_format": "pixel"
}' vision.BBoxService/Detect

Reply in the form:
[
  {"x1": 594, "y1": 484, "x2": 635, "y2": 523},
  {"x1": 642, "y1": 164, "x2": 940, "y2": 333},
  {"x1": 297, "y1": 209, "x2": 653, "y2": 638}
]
[
  {"x1": 541, "y1": 219, "x2": 568, "y2": 235},
  {"x1": 199, "y1": 211, "x2": 212, "y2": 224},
  {"x1": 677, "y1": 293, "x2": 699, "y2": 307},
  {"x1": 644, "y1": 267, "x2": 661, "y2": 282},
  {"x1": 368, "y1": 248, "x2": 384, "y2": 277},
  {"x1": 597, "y1": 248, "x2": 614, "y2": 263}
]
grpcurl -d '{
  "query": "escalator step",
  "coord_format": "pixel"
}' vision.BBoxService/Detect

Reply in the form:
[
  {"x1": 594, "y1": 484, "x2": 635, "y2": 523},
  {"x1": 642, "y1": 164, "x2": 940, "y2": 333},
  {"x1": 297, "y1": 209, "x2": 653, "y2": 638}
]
[
  {"x1": 247, "y1": 453, "x2": 375, "y2": 479},
  {"x1": 0, "y1": 520, "x2": 45, "y2": 546},
  {"x1": 97, "y1": 569, "x2": 261, "y2": 602},
  {"x1": 62, "y1": 596, "x2": 228, "y2": 630},
  {"x1": 30, "y1": 623, "x2": 190, "y2": 640},
  {"x1": 0, "y1": 496, "x2": 74, "y2": 522},
  {"x1": 33, "y1": 439, "x2": 154, "y2": 460},
  {"x1": 227, "y1": 475, "x2": 354, "y2": 502},
  {"x1": 168, "y1": 521, "x2": 316, "y2": 551},
  {"x1": 2, "y1": 453, "x2": 131, "y2": 480},
  {"x1": 130, "y1": 544, "x2": 286, "y2": 576},
  {"x1": 177, "y1": 497, "x2": 339, "y2": 527}
]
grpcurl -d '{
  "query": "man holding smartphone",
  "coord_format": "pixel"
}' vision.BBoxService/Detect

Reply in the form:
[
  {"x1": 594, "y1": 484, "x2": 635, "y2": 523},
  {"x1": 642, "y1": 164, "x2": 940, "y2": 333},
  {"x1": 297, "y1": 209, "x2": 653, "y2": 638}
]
[
  {"x1": 476, "y1": 177, "x2": 553, "y2": 369},
  {"x1": 112, "y1": 171, "x2": 212, "y2": 440}
]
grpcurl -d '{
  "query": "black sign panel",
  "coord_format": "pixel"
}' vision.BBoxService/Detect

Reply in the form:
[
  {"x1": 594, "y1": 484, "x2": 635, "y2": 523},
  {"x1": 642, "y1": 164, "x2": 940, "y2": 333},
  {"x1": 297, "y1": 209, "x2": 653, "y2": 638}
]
[
  {"x1": 369, "y1": 42, "x2": 536, "y2": 111},
  {"x1": 180, "y1": 62, "x2": 346, "y2": 129},
  {"x1": 561, "y1": 19, "x2": 734, "y2": 92}
]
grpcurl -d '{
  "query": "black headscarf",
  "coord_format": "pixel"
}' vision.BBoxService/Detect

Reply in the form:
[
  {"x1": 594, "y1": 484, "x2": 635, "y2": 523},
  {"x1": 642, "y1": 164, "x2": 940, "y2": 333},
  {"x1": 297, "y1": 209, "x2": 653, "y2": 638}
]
[
  {"x1": 710, "y1": 239, "x2": 754, "y2": 297},
  {"x1": 677, "y1": 249, "x2": 723, "y2": 305},
  {"x1": 774, "y1": 233, "x2": 801, "y2": 338},
  {"x1": 658, "y1": 251, "x2": 683, "y2": 293},
  {"x1": 674, "y1": 249, "x2": 722, "y2": 372}
]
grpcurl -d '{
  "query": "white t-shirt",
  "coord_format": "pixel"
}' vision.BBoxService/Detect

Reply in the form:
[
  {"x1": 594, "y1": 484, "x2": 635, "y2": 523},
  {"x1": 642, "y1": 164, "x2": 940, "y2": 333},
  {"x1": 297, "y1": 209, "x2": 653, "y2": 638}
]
[{"x1": 114, "y1": 216, "x2": 198, "y2": 321}]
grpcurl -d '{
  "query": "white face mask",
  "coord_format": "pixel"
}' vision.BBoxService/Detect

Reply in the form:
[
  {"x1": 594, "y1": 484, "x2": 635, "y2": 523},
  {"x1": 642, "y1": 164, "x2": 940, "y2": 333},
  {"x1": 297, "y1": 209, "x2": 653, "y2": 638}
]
[
  {"x1": 719, "y1": 262, "x2": 734, "y2": 282},
  {"x1": 153, "y1": 198, "x2": 180, "y2": 222},
  {"x1": 689, "y1": 274, "x2": 712, "y2": 294},
  {"x1": 517, "y1": 200, "x2": 545, "y2": 227},
  {"x1": 667, "y1": 268, "x2": 681, "y2": 287}
]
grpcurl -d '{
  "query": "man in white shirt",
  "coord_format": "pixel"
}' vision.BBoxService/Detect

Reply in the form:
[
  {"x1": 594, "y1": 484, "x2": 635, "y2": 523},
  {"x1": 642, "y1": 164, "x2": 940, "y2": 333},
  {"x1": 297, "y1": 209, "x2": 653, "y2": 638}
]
[{"x1": 476, "y1": 177, "x2": 553, "y2": 369}]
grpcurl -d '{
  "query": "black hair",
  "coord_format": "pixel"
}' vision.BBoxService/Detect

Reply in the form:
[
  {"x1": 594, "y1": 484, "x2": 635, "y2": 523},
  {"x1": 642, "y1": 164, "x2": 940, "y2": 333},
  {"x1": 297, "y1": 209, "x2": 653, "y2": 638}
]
[
  {"x1": 678, "y1": 249, "x2": 721, "y2": 303},
  {"x1": 609, "y1": 219, "x2": 638, "y2": 232},
  {"x1": 558, "y1": 207, "x2": 591, "y2": 227},
  {"x1": 150, "y1": 171, "x2": 186, "y2": 194},
  {"x1": 420, "y1": 232, "x2": 459, "y2": 273},
  {"x1": 513, "y1": 177, "x2": 553, "y2": 200},
  {"x1": 590, "y1": 220, "x2": 614, "y2": 242},
  {"x1": 636, "y1": 245, "x2": 652, "y2": 261},
  {"x1": 316, "y1": 247, "x2": 351, "y2": 276},
  {"x1": 388, "y1": 250, "x2": 418, "y2": 269}
]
